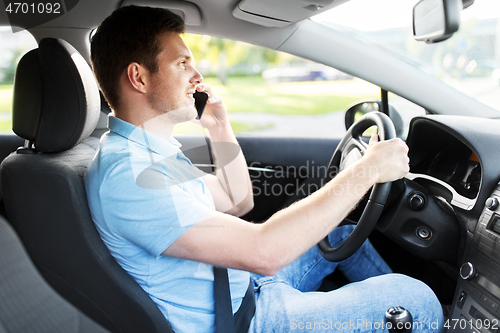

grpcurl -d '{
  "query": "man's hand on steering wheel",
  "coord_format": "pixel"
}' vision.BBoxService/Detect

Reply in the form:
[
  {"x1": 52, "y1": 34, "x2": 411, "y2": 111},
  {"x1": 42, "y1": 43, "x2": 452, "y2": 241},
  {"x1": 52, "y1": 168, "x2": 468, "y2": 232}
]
[
  {"x1": 318, "y1": 112, "x2": 409, "y2": 262},
  {"x1": 363, "y1": 133, "x2": 409, "y2": 184}
]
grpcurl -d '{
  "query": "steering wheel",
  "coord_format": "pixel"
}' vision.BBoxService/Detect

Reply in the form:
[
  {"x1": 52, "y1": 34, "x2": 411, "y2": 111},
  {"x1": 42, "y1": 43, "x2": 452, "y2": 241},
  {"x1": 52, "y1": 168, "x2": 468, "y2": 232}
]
[{"x1": 318, "y1": 111, "x2": 396, "y2": 262}]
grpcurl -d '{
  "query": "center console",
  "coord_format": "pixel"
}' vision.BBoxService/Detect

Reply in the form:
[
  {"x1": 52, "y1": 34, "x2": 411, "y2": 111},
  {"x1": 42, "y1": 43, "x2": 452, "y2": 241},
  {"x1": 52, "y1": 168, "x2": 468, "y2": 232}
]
[{"x1": 449, "y1": 187, "x2": 500, "y2": 332}]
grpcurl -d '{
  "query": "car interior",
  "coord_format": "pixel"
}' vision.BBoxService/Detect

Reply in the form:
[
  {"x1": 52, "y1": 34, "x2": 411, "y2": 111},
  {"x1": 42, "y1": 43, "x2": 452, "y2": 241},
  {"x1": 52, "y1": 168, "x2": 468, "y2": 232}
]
[
  {"x1": 0, "y1": 214, "x2": 108, "y2": 333},
  {"x1": 0, "y1": 0, "x2": 499, "y2": 332}
]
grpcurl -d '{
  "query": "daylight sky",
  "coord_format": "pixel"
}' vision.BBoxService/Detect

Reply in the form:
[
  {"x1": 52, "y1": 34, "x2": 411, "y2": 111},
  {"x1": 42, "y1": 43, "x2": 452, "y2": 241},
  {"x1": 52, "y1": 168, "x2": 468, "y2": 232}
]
[{"x1": 313, "y1": 0, "x2": 500, "y2": 31}]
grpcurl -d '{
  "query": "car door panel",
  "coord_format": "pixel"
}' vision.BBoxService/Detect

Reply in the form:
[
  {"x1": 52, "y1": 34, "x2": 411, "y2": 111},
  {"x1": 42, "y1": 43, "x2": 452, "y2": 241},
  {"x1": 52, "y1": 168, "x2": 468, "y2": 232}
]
[{"x1": 176, "y1": 135, "x2": 341, "y2": 222}]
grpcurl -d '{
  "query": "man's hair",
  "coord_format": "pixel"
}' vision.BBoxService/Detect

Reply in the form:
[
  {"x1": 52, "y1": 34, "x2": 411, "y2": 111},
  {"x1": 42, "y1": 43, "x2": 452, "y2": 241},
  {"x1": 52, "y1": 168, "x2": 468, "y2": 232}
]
[{"x1": 90, "y1": 5, "x2": 185, "y2": 110}]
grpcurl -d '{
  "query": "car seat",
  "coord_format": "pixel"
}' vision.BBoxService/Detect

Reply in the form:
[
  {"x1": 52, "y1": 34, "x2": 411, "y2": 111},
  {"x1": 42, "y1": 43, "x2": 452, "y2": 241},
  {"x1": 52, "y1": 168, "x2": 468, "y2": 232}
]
[
  {"x1": 0, "y1": 215, "x2": 108, "y2": 333},
  {"x1": 0, "y1": 38, "x2": 173, "y2": 333}
]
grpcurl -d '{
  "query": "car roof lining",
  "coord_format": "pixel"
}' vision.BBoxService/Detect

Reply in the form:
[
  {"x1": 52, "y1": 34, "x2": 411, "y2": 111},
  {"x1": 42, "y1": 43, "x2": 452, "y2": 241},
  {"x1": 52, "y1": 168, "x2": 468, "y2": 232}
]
[
  {"x1": 0, "y1": 0, "x2": 304, "y2": 51},
  {"x1": 121, "y1": 0, "x2": 303, "y2": 50},
  {"x1": 231, "y1": 0, "x2": 350, "y2": 28}
]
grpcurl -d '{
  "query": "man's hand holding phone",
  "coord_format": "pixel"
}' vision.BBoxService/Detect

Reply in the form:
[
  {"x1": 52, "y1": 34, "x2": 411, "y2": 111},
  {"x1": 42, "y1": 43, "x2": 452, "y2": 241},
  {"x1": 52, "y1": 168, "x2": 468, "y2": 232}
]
[{"x1": 194, "y1": 85, "x2": 230, "y2": 131}]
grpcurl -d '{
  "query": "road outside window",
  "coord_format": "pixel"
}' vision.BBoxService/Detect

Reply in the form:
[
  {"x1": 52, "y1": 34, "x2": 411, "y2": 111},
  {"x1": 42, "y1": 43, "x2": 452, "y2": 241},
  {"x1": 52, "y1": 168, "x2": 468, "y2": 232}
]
[{"x1": 178, "y1": 34, "x2": 382, "y2": 138}]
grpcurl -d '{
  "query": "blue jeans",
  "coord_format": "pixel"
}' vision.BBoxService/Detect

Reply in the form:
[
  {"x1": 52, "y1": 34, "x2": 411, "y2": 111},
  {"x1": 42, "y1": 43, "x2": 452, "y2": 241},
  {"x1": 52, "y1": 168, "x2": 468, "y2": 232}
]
[{"x1": 248, "y1": 225, "x2": 444, "y2": 332}]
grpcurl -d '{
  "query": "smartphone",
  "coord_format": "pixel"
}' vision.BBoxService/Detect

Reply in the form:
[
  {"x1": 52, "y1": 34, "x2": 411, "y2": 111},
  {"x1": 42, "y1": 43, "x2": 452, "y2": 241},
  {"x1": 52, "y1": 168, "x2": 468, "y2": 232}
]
[{"x1": 194, "y1": 91, "x2": 209, "y2": 120}]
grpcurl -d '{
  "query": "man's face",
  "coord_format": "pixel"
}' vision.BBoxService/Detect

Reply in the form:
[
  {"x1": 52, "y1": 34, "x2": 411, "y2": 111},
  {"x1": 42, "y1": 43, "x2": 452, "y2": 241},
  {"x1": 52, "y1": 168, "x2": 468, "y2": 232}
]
[{"x1": 147, "y1": 33, "x2": 202, "y2": 123}]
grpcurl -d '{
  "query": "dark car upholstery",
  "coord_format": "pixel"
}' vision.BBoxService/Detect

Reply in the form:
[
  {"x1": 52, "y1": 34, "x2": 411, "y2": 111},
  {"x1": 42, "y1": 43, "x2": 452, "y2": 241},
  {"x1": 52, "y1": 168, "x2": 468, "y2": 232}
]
[
  {"x1": 0, "y1": 215, "x2": 108, "y2": 333},
  {"x1": 0, "y1": 38, "x2": 173, "y2": 333}
]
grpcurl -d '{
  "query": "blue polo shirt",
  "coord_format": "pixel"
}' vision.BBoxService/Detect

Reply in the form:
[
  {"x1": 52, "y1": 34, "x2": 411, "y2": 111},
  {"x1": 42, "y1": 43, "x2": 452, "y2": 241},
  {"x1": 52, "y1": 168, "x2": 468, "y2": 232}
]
[{"x1": 84, "y1": 115, "x2": 250, "y2": 333}]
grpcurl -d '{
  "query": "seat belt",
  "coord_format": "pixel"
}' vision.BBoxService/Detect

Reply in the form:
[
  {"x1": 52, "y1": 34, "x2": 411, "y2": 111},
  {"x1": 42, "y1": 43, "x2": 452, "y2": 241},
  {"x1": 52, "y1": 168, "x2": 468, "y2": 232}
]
[
  {"x1": 214, "y1": 267, "x2": 255, "y2": 333},
  {"x1": 214, "y1": 266, "x2": 234, "y2": 333}
]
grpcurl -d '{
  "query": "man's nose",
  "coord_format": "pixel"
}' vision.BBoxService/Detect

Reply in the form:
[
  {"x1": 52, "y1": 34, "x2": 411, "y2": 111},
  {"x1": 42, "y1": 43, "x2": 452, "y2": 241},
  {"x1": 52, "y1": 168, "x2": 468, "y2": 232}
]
[{"x1": 191, "y1": 68, "x2": 203, "y2": 85}]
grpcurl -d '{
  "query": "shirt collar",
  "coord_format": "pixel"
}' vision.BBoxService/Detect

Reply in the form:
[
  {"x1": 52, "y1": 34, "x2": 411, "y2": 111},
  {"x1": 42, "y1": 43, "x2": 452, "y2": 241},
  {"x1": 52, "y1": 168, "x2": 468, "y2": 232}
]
[{"x1": 107, "y1": 115, "x2": 182, "y2": 158}]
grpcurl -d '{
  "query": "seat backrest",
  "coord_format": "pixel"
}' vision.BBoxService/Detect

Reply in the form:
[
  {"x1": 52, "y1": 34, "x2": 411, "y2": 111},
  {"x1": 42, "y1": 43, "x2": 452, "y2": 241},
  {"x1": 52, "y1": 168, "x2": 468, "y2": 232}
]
[
  {"x1": 0, "y1": 38, "x2": 173, "y2": 333},
  {"x1": 0, "y1": 215, "x2": 109, "y2": 333}
]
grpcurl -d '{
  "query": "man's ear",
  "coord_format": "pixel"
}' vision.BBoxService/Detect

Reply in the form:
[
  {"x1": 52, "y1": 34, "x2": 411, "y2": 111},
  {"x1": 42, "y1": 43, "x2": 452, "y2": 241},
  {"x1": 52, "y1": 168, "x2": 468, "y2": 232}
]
[{"x1": 126, "y1": 62, "x2": 148, "y2": 94}]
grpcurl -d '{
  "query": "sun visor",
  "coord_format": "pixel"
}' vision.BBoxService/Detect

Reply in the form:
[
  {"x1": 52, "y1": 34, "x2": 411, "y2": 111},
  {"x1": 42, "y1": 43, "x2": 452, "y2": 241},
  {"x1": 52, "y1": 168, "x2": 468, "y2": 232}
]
[
  {"x1": 121, "y1": 0, "x2": 202, "y2": 26},
  {"x1": 233, "y1": 0, "x2": 346, "y2": 27}
]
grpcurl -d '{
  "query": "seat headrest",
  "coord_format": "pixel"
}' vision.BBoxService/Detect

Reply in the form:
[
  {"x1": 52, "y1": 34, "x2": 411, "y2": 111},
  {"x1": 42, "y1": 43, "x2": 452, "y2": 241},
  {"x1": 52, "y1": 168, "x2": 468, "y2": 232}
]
[{"x1": 12, "y1": 38, "x2": 100, "y2": 153}]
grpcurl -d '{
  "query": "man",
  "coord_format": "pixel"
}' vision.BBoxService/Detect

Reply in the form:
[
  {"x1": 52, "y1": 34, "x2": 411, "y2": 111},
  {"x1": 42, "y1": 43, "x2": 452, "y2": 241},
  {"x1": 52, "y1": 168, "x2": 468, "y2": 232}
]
[{"x1": 85, "y1": 5, "x2": 443, "y2": 333}]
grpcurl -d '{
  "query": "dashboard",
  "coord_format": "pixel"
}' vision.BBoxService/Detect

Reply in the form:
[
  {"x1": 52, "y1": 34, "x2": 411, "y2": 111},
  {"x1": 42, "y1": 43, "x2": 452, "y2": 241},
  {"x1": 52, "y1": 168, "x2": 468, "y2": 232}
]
[
  {"x1": 413, "y1": 149, "x2": 480, "y2": 200},
  {"x1": 406, "y1": 121, "x2": 482, "y2": 210},
  {"x1": 403, "y1": 115, "x2": 500, "y2": 333}
]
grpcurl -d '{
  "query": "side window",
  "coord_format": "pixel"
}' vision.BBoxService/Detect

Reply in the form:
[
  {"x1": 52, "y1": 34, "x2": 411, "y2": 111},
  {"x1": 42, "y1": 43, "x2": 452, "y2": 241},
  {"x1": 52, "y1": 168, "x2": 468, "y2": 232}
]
[
  {"x1": 0, "y1": 27, "x2": 38, "y2": 133},
  {"x1": 180, "y1": 34, "x2": 381, "y2": 138},
  {"x1": 388, "y1": 93, "x2": 426, "y2": 138}
]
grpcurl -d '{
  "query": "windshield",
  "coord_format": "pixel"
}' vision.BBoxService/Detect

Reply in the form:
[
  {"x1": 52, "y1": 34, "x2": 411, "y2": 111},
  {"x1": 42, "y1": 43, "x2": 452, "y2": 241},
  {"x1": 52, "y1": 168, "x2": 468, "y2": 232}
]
[{"x1": 313, "y1": 0, "x2": 500, "y2": 112}]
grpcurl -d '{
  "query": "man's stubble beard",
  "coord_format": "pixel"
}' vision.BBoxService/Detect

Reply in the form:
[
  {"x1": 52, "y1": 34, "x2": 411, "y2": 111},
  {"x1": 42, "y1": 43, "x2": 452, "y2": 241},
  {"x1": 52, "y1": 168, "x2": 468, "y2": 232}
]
[{"x1": 147, "y1": 77, "x2": 197, "y2": 125}]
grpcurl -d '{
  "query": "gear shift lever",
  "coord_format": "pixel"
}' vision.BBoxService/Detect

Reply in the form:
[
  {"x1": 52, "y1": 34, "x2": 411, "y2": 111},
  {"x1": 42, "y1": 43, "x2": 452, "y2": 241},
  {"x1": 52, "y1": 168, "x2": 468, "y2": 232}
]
[{"x1": 385, "y1": 306, "x2": 413, "y2": 332}]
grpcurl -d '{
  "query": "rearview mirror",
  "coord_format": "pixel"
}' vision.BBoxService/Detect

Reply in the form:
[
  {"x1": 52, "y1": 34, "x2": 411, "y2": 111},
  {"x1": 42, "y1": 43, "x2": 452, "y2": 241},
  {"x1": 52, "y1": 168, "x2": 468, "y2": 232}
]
[{"x1": 412, "y1": 0, "x2": 462, "y2": 43}]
